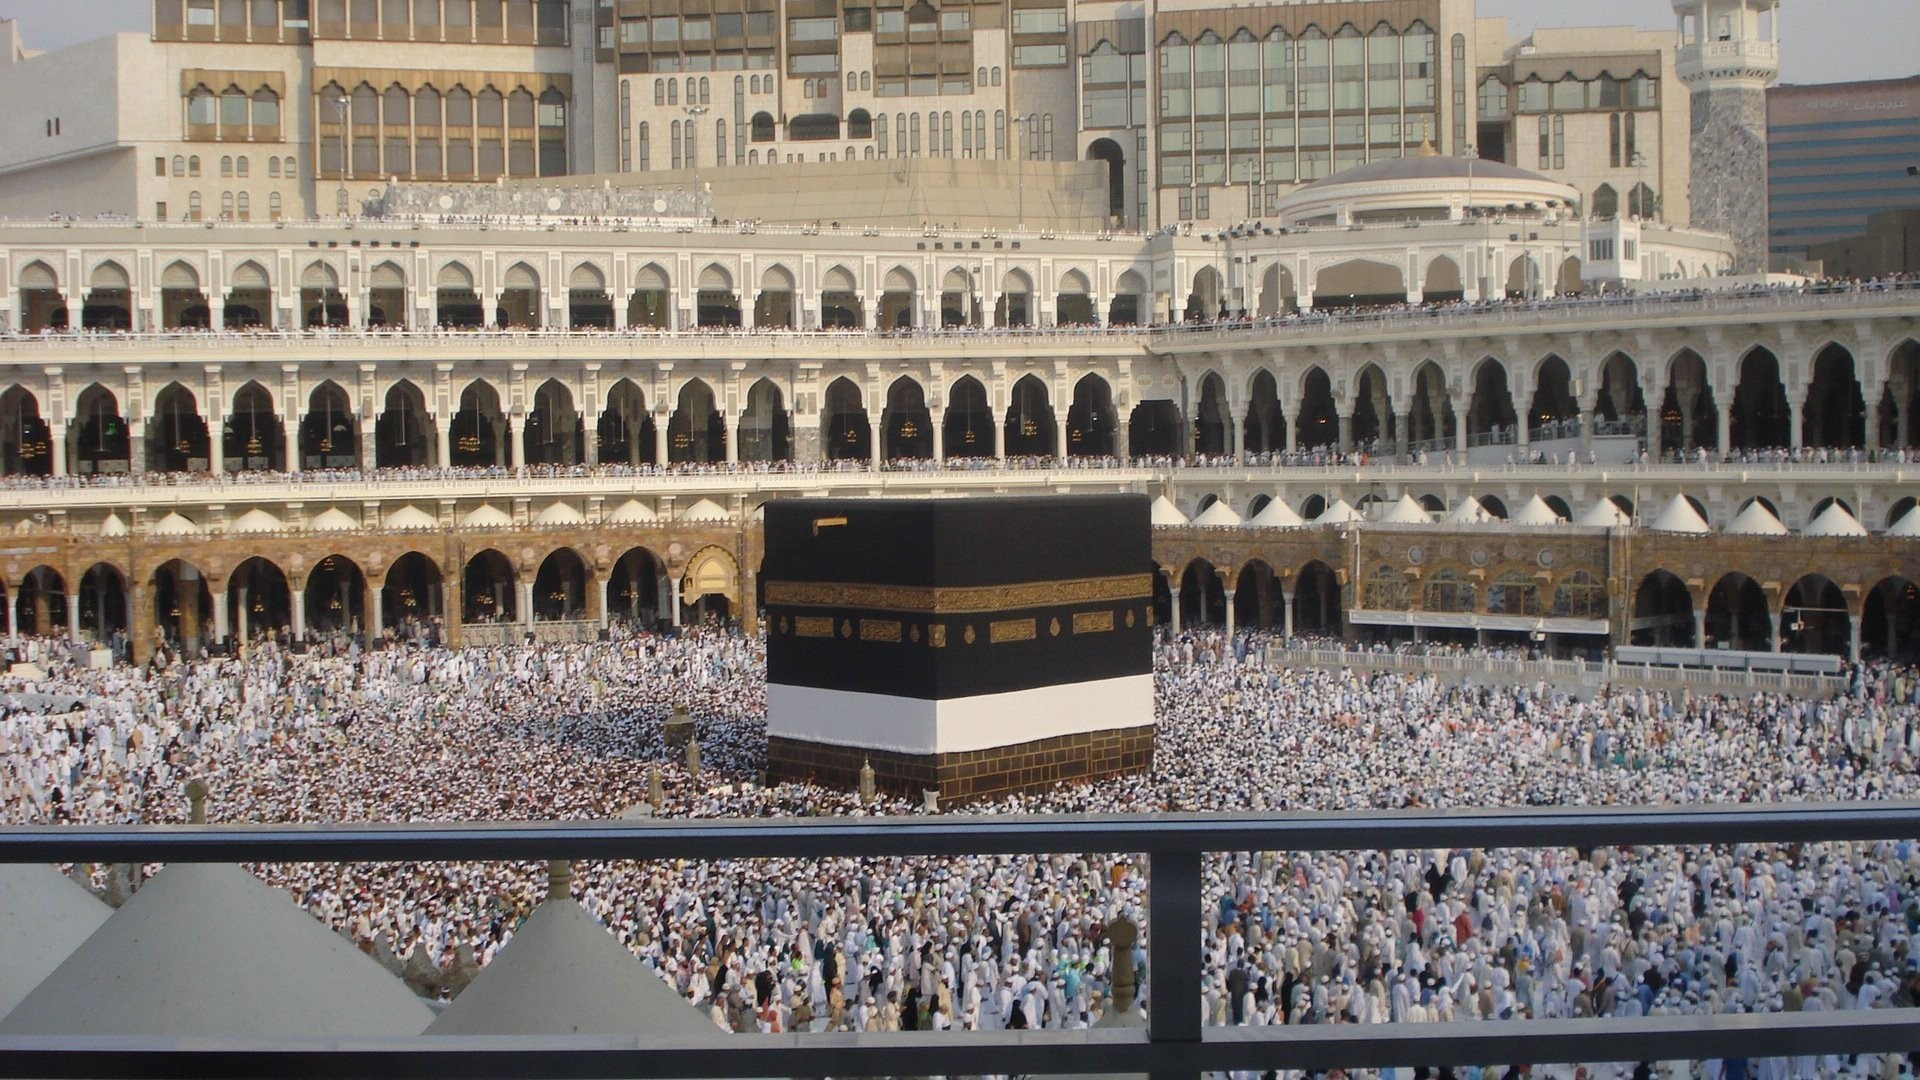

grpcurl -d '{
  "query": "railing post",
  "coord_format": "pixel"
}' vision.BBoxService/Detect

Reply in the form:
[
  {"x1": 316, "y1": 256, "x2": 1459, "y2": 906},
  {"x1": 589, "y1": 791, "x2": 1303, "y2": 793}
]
[{"x1": 1148, "y1": 847, "x2": 1203, "y2": 1080}]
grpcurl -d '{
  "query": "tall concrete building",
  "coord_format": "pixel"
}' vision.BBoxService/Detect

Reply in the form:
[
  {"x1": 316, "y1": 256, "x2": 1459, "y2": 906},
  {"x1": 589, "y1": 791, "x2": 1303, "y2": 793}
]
[
  {"x1": 1767, "y1": 76, "x2": 1920, "y2": 264},
  {"x1": 1671, "y1": 0, "x2": 1780, "y2": 274},
  {"x1": 0, "y1": 0, "x2": 1698, "y2": 233}
]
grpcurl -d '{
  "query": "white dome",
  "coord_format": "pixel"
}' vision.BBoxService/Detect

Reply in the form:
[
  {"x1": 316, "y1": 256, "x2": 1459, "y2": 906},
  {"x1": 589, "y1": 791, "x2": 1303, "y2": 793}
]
[
  {"x1": 1509, "y1": 496, "x2": 1565, "y2": 527},
  {"x1": 228, "y1": 508, "x2": 284, "y2": 534},
  {"x1": 462, "y1": 504, "x2": 513, "y2": 529},
  {"x1": 1648, "y1": 495, "x2": 1711, "y2": 535},
  {"x1": 678, "y1": 498, "x2": 731, "y2": 523},
  {"x1": 533, "y1": 501, "x2": 585, "y2": 526},
  {"x1": 1247, "y1": 498, "x2": 1305, "y2": 529},
  {"x1": 1576, "y1": 500, "x2": 1631, "y2": 528},
  {"x1": 308, "y1": 507, "x2": 360, "y2": 533},
  {"x1": 98, "y1": 513, "x2": 129, "y2": 538},
  {"x1": 1445, "y1": 498, "x2": 1494, "y2": 525},
  {"x1": 607, "y1": 500, "x2": 658, "y2": 525},
  {"x1": 1269, "y1": 152, "x2": 1581, "y2": 228},
  {"x1": 1314, "y1": 499, "x2": 1362, "y2": 525},
  {"x1": 384, "y1": 505, "x2": 439, "y2": 531},
  {"x1": 1888, "y1": 506, "x2": 1920, "y2": 538},
  {"x1": 1378, "y1": 494, "x2": 1432, "y2": 525},
  {"x1": 1803, "y1": 503, "x2": 1867, "y2": 537},
  {"x1": 1190, "y1": 501, "x2": 1242, "y2": 528},
  {"x1": 148, "y1": 512, "x2": 201, "y2": 537},
  {"x1": 1724, "y1": 501, "x2": 1788, "y2": 536},
  {"x1": 1149, "y1": 496, "x2": 1188, "y2": 527}
]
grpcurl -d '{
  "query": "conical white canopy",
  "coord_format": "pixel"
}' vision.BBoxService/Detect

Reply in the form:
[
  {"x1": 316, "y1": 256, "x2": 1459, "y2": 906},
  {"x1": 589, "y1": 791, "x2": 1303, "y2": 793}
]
[
  {"x1": 1379, "y1": 494, "x2": 1432, "y2": 525},
  {"x1": 148, "y1": 512, "x2": 201, "y2": 537},
  {"x1": 1149, "y1": 496, "x2": 1188, "y2": 526},
  {"x1": 427, "y1": 894, "x2": 723, "y2": 1038},
  {"x1": 1445, "y1": 498, "x2": 1494, "y2": 525},
  {"x1": 1247, "y1": 498, "x2": 1305, "y2": 529},
  {"x1": 1889, "y1": 506, "x2": 1920, "y2": 538},
  {"x1": 1190, "y1": 501, "x2": 1242, "y2": 527},
  {"x1": 0, "y1": 866, "x2": 111, "y2": 1018},
  {"x1": 1803, "y1": 502, "x2": 1867, "y2": 537},
  {"x1": 1509, "y1": 496, "x2": 1565, "y2": 527},
  {"x1": 462, "y1": 504, "x2": 513, "y2": 528},
  {"x1": 1647, "y1": 494, "x2": 1711, "y2": 535},
  {"x1": 229, "y1": 508, "x2": 284, "y2": 534},
  {"x1": 1314, "y1": 499, "x2": 1361, "y2": 525},
  {"x1": 607, "y1": 499, "x2": 659, "y2": 524},
  {"x1": 0, "y1": 863, "x2": 435, "y2": 1037},
  {"x1": 1576, "y1": 500, "x2": 1631, "y2": 528},
  {"x1": 1724, "y1": 501, "x2": 1788, "y2": 536},
  {"x1": 98, "y1": 513, "x2": 129, "y2": 537},
  {"x1": 533, "y1": 501, "x2": 585, "y2": 526},
  {"x1": 678, "y1": 498, "x2": 731, "y2": 523},
  {"x1": 308, "y1": 507, "x2": 360, "y2": 533},
  {"x1": 385, "y1": 505, "x2": 439, "y2": 530}
]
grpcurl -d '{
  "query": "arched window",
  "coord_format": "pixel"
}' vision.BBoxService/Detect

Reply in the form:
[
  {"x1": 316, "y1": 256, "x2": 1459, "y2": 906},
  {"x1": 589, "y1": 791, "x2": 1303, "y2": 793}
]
[
  {"x1": 282, "y1": 155, "x2": 297, "y2": 176},
  {"x1": 236, "y1": 191, "x2": 250, "y2": 220},
  {"x1": 699, "y1": 77, "x2": 709, "y2": 103},
  {"x1": 187, "y1": 86, "x2": 216, "y2": 127},
  {"x1": 1362, "y1": 565, "x2": 1409, "y2": 610},
  {"x1": 715, "y1": 118, "x2": 726, "y2": 165},
  {"x1": 655, "y1": 79, "x2": 665, "y2": 105},
  {"x1": 508, "y1": 87, "x2": 534, "y2": 127},
  {"x1": 268, "y1": 156, "x2": 280, "y2": 178},
  {"x1": 848, "y1": 71, "x2": 858, "y2": 91},
  {"x1": 803, "y1": 80, "x2": 814, "y2": 99},
  {"x1": 221, "y1": 86, "x2": 248, "y2": 130},
  {"x1": 269, "y1": 191, "x2": 283, "y2": 220},
  {"x1": 667, "y1": 79, "x2": 677, "y2": 105},
  {"x1": 221, "y1": 190, "x2": 234, "y2": 219},
  {"x1": 477, "y1": 87, "x2": 503, "y2": 126},
  {"x1": 249, "y1": 87, "x2": 279, "y2": 136},
  {"x1": 188, "y1": 191, "x2": 203, "y2": 220},
  {"x1": 236, "y1": 155, "x2": 249, "y2": 177},
  {"x1": 735, "y1": 75, "x2": 744, "y2": 99},
  {"x1": 1423, "y1": 569, "x2": 1476, "y2": 613},
  {"x1": 637, "y1": 120, "x2": 650, "y2": 170},
  {"x1": 1487, "y1": 571, "x2": 1541, "y2": 616},
  {"x1": 352, "y1": 82, "x2": 378, "y2": 124},
  {"x1": 977, "y1": 66, "x2": 987, "y2": 86},
  {"x1": 172, "y1": 154, "x2": 186, "y2": 176},
  {"x1": 220, "y1": 155, "x2": 234, "y2": 177},
  {"x1": 991, "y1": 66, "x2": 1002, "y2": 85},
  {"x1": 1592, "y1": 183, "x2": 1619, "y2": 219},
  {"x1": 860, "y1": 71, "x2": 870, "y2": 90},
  {"x1": 188, "y1": 155, "x2": 202, "y2": 176}
]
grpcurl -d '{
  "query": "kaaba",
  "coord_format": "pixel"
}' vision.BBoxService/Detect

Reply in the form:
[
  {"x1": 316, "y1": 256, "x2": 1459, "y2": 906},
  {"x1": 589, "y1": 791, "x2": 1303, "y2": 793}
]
[{"x1": 762, "y1": 494, "x2": 1155, "y2": 802}]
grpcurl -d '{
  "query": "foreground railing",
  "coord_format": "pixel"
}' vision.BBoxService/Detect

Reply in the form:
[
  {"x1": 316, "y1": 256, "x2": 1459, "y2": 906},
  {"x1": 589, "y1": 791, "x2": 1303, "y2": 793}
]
[{"x1": 2, "y1": 805, "x2": 1918, "y2": 1078}]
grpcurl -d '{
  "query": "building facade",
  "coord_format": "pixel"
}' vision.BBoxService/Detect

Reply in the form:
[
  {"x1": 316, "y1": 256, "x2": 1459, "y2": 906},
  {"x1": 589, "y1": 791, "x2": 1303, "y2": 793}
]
[
  {"x1": 0, "y1": 0, "x2": 1697, "y2": 234},
  {"x1": 1670, "y1": 0, "x2": 1780, "y2": 274},
  {"x1": 1767, "y1": 77, "x2": 1920, "y2": 265}
]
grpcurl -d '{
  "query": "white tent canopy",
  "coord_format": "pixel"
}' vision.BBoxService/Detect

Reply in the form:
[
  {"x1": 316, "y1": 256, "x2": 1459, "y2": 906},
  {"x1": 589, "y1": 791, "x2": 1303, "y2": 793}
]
[
  {"x1": 1149, "y1": 496, "x2": 1189, "y2": 527},
  {"x1": 462, "y1": 504, "x2": 513, "y2": 529},
  {"x1": 0, "y1": 864, "x2": 434, "y2": 1037},
  {"x1": 1378, "y1": 494, "x2": 1431, "y2": 524},
  {"x1": 1803, "y1": 503, "x2": 1868, "y2": 537},
  {"x1": 385, "y1": 505, "x2": 439, "y2": 530},
  {"x1": 1576, "y1": 500, "x2": 1631, "y2": 528},
  {"x1": 1508, "y1": 496, "x2": 1565, "y2": 527},
  {"x1": 1247, "y1": 498, "x2": 1305, "y2": 529},
  {"x1": 0, "y1": 866, "x2": 111, "y2": 1018},
  {"x1": 679, "y1": 498, "x2": 731, "y2": 523},
  {"x1": 1190, "y1": 501, "x2": 1242, "y2": 527},
  {"x1": 308, "y1": 507, "x2": 360, "y2": 533},
  {"x1": 607, "y1": 499, "x2": 658, "y2": 524},
  {"x1": 1445, "y1": 498, "x2": 1494, "y2": 525},
  {"x1": 1889, "y1": 505, "x2": 1920, "y2": 538},
  {"x1": 1724, "y1": 501, "x2": 1788, "y2": 537},
  {"x1": 1647, "y1": 495, "x2": 1711, "y2": 535},
  {"x1": 1314, "y1": 499, "x2": 1361, "y2": 525}
]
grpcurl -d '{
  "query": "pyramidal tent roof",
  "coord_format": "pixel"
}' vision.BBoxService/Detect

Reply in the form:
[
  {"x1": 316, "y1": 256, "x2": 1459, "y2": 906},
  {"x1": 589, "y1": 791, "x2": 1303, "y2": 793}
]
[
  {"x1": 1378, "y1": 494, "x2": 1432, "y2": 525},
  {"x1": 1149, "y1": 496, "x2": 1188, "y2": 527},
  {"x1": 1445, "y1": 498, "x2": 1494, "y2": 525},
  {"x1": 98, "y1": 513, "x2": 129, "y2": 538},
  {"x1": 148, "y1": 512, "x2": 201, "y2": 537},
  {"x1": 607, "y1": 500, "x2": 659, "y2": 525},
  {"x1": 678, "y1": 498, "x2": 731, "y2": 523},
  {"x1": 533, "y1": 501, "x2": 585, "y2": 526},
  {"x1": 1247, "y1": 498, "x2": 1305, "y2": 529},
  {"x1": 0, "y1": 863, "x2": 435, "y2": 1037},
  {"x1": 427, "y1": 895, "x2": 723, "y2": 1038},
  {"x1": 1889, "y1": 505, "x2": 1920, "y2": 538},
  {"x1": 1190, "y1": 501, "x2": 1242, "y2": 528},
  {"x1": 228, "y1": 508, "x2": 285, "y2": 534},
  {"x1": 1576, "y1": 500, "x2": 1631, "y2": 528},
  {"x1": 0, "y1": 866, "x2": 111, "y2": 1018},
  {"x1": 1724, "y1": 501, "x2": 1788, "y2": 537},
  {"x1": 1314, "y1": 498, "x2": 1362, "y2": 525},
  {"x1": 1509, "y1": 496, "x2": 1565, "y2": 527},
  {"x1": 1803, "y1": 503, "x2": 1868, "y2": 537},
  {"x1": 385, "y1": 505, "x2": 439, "y2": 531},
  {"x1": 308, "y1": 507, "x2": 360, "y2": 533},
  {"x1": 1647, "y1": 494, "x2": 1711, "y2": 535},
  {"x1": 462, "y1": 504, "x2": 513, "y2": 529}
]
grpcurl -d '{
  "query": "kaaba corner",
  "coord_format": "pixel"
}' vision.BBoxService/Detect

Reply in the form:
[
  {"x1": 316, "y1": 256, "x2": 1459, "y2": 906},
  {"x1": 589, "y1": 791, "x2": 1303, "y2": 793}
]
[{"x1": 760, "y1": 494, "x2": 1155, "y2": 802}]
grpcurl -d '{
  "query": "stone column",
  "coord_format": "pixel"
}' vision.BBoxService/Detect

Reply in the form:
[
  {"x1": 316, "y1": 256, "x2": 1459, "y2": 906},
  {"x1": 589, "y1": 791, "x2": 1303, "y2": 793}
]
[
  {"x1": 1224, "y1": 588, "x2": 1236, "y2": 638},
  {"x1": 1227, "y1": 407, "x2": 1243, "y2": 464},
  {"x1": 1336, "y1": 413, "x2": 1352, "y2": 455},
  {"x1": 208, "y1": 422, "x2": 225, "y2": 475},
  {"x1": 653, "y1": 412, "x2": 670, "y2": 465},
  {"x1": 931, "y1": 408, "x2": 946, "y2": 464},
  {"x1": 360, "y1": 421, "x2": 377, "y2": 471},
  {"x1": 1866, "y1": 402, "x2": 1882, "y2": 453},
  {"x1": 510, "y1": 417, "x2": 527, "y2": 472},
  {"x1": 727, "y1": 412, "x2": 742, "y2": 466},
  {"x1": 435, "y1": 417, "x2": 452, "y2": 469},
  {"x1": 5, "y1": 593, "x2": 16, "y2": 638},
  {"x1": 48, "y1": 423, "x2": 66, "y2": 477},
  {"x1": 993, "y1": 407, "x2": 1006, "y2": 462},
  {"x1": 1169, "y1": 586, "x2": 1182, "y2": 634},
  {"x1": 368, "y1": 586, "x2": 383, "y2": 642},
  {"x1": 870, "y1": 418, "x2": 884, "y2": 469},
  {"x1": 597, "y1": 575, "x2": 610, "y2": 630},
  {"x1": 66, "y1": 594, "x2": 81, "y2": 644},
  {"x1": 1787, "y1": 401, "x2": 1802, "y2": 450},
  {"x1": 1452, "y1": 397, "x2": 1469, "y2": 458},
  {"x1": 1054, "y1": 414, "x2": 1069, "y2": 462},
  {"x1": 521, "y1": 581, "x2": 536, "y2": 633},
  {"x1": 1395, "y1": 412, "x2": 1411, "y2": 463},
  {"x1": 283, "y1": 424, "x2": 299, "y2": 475},
  {"x1": 1850, "y1": 617, "x2": 1863, "y2": 664},
  {"x1": 1282, "y1": 592, "x2": 1295, "y2": 640},
  {"x1": 1116, "y1": 419, "x2": 1131, "y2": 461},
  {"x1": 237, "y1": 587, "x2": 251, "y2": 647},
  {"x1": 1578, "y1": 408, "x2": 1593, "y2": 458},
  {"x1": 1693, "y1": 608, "x2": 1707, "y2": 649},
  {"x1": 669, "y1": 576, "x2": 683, "y2": 628},
  {"x1": 1717, "y1": 402, "x2": 1732, "y2": 459},
  {"x1": 291, "y1": 589, "x2": 307, "y2": 642},
  {"x1": 211, "y1": 590, "x2": 229, "y2": 650}
]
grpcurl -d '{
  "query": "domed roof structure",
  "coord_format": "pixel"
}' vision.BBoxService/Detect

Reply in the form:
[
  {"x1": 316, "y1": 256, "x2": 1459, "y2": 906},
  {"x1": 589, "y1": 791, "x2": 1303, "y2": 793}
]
[
  {"x1": 384, "y1": 505, "x2": 439, "y2": 531},
  {"x1": 678, "y1": 498, "x2": 731, "y2": 523},
  {"x1": 1314, "y1": 499, "x2": 1362, "y2": 525},
  {"x1": 148, "y1": 512, "x2": 201, "y2": 537},
  {"x1": 98, "y1": 513, "x2": 129, "y2": 538},
  {"x1": 462, "y1": 504, "x2": 513, "y2": 529},
  {"x1": 607, "y1": 500, "x2": 659, "y2": 524},
  {"x1": 1445, "y1": 498, "x2": 1495, "y2": 525},
  {"x1": 1269, "y1": 149, "x2": 1581, "y2": 228},
  {"x1": 533, "y1": 501, "x2": 585, "y2": 526},
  {"x1": 228, "y1": 508, "x2": 284, "y2": 534},
  {"x1": 308, "y1": 507, "x2": 360, "y2": 533}
]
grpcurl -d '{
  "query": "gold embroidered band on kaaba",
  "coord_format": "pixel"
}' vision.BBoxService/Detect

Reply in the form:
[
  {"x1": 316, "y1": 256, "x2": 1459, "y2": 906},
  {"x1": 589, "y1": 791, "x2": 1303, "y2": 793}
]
[{"x1": 764, "y1": 574, "x2": 1153, "y2": 615}]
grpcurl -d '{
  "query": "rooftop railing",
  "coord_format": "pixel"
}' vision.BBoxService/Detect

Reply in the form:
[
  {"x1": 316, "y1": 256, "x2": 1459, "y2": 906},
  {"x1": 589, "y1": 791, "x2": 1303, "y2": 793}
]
[{"x1": 2, "y1": 804, "x2": 1919, "y2": 1078}]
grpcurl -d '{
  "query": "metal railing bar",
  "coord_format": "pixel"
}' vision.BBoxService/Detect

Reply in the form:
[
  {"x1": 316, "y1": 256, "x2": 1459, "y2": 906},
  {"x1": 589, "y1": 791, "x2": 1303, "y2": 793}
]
[
  {"x1": 3, "y1": 1011, "x2": 1917, "y2": 1080},
  {"x1": 2, "y1": 803, "x2": 1918, "y2": 864}
]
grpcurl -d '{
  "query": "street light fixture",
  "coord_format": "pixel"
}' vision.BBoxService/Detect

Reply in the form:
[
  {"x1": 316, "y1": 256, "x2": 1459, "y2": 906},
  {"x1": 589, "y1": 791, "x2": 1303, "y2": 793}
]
[
  {"x1": 329, "y1": 95, "x2": 349, "y2": 218},
  {"x1": 683, "y1": 105, "x2": 710, "y2": 216}
]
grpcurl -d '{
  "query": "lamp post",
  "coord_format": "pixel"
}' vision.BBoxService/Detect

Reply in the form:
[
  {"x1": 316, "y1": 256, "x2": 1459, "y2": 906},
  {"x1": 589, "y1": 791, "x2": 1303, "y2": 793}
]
[
  {"x1": 329, "y1": 95, "x2": 349, "y2": 218},
  {"x1": 1458, "y1": 141, "x2": 1477, "y2": 220},
  {"x1": 683, "y1": 104, "x2": 710, "y2": 211}
]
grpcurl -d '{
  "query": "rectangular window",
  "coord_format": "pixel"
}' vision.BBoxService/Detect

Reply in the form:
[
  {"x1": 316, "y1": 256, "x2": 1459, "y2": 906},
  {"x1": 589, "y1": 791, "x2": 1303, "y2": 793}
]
[
  {"x1": 788, "y1": 16, "x2": 836, "y2": 40},
  {"x1": 875, "y1": 10, "x2": 902, "y2": 33},
  {"x1": 1552, "y1": 114, "x2": 1565, "y2": 169},
  {"x1": 790, "y1": 53, "x2": 837, "y2": 73},
  {"x1": 715, "y1": 12, "x2": 742, "y2": 36},
  {"x1": 682, "y1": 16, "x2": 710, "y2": 39},
  {"x1": 1516, "y1": 80, "x2": 1547, "y2": 113},
  {"x1": 1178, "y1": 190, "x2": 1192, "y2": 219},
  {"x1": 187, "y1": 0, "x2": 215, "y2": 25},
  {"x1": 619, "y1": 19, "x2": 645, "y2": 43},
  {"x1": 747, "y1": 12, "x2": 774, "y2": 34},
  {"x1": 1622, "y1": 239, "x2": 1637, "y2": 260},
  {"x1": 652, "y1": 16, "x2": 677, "y2": 41},
  {"x1": 1537, "y1": 115, "x2": 1550, "y2": 169},
  {"x1": 843, "y1": 7, "x2": 869, "y2": 31},
  {"x1": 1010, "y1": 7, "x2": 1065, "y2": 34},
  {"x1": 155, "y1": 156, "x2": 168, "y2": 176},
  {"x1": 1589, "y1": 239, "x2": 1614, "y2": 261},
  {"x1": 1012, "y1": 44, "x2": 1066, "y2": 67},
  {"x1": 939, "y1": 9, "x2": 967, "y2": 31}
]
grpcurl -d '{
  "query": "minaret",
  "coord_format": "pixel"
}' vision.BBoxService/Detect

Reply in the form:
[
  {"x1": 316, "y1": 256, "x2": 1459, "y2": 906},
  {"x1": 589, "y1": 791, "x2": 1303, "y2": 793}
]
[{"x1": 1671, "y1": 0, "x2": 1781, "y2": 274}]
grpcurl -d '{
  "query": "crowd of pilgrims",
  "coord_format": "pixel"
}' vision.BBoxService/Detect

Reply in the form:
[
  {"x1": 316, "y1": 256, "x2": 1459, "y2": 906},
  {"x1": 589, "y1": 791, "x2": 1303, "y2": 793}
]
[{"x1": 4, "y1": 626, "x2": 1920, "y2": 1076}]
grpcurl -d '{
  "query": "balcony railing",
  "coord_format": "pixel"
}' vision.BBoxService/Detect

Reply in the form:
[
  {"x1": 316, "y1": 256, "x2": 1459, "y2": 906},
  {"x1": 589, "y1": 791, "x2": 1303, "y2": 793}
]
[{"x1": 2, "y1": 805, "x2": 1918, "y2": 1078}]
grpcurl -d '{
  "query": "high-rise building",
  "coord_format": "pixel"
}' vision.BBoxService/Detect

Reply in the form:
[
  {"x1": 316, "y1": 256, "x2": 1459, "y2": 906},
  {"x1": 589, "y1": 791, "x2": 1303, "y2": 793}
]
[
  {"x1": 1767, "y1": 76, "x2": 1920, "y2": 264},
  {"x1": 0, "y1": 1, "x2": 1697, "y2": 233},
  {"x1": 1670, "y1": 0, "x2": 1780, "y2": 274}
]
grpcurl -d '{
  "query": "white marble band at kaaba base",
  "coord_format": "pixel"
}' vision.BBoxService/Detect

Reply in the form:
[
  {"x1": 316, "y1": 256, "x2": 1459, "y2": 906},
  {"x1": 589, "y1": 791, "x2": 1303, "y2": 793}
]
[{"x1": 766, "y1": 675, "x2": 1154, "y2": 756}]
